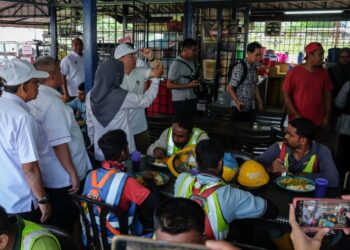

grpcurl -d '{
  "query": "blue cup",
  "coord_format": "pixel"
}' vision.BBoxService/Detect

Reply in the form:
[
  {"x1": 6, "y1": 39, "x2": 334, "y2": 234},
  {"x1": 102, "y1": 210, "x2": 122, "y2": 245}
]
[
  {"x1": 131, "y1": 151, "x2": 141, "y2": 171},
  {"x1": 314, "y1": 178, "x2": 328, "y2": 198}
]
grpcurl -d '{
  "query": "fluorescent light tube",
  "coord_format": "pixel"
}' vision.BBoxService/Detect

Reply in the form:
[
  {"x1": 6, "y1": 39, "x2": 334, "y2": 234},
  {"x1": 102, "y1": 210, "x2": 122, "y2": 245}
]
[{"x1": 284, "y1": 10, "x2": 344, "y2": 15}]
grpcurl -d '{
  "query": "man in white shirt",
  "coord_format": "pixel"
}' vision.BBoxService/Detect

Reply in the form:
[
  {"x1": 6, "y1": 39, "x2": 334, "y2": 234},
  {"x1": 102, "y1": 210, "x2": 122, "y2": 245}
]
[
  {"x1": 29, "y1": 56, "x2": 92, "y2": 232},
  {"x1": 0, "y1": 59, "x2": 51, "y2": 223},
  {"x1": 60, "y1": 37, "x2": 84, "y2": 102},
  {"x1": 114, "y1": 44, "x2": 163, "y2": 153}
]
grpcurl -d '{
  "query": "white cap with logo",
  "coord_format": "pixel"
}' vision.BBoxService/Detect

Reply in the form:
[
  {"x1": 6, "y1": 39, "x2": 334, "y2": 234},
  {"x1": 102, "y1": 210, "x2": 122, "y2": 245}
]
[
  {"x1": 114, "y1": 44, "x2": 138, "y2": 59},
  {"x1": 0, "y1": 58, "x2": 49, "y2": 86}
]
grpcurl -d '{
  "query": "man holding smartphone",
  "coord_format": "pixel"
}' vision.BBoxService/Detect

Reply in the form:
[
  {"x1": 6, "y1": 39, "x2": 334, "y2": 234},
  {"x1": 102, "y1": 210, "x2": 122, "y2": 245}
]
[{"x1": 256, "y1": 118, "x2": 339, "y2": 187}]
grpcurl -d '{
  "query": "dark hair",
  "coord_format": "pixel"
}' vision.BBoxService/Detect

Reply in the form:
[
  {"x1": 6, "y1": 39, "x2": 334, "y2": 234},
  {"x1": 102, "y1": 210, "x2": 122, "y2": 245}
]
[
  {"x1": 72, "y1": 37, "x2": 83, "y2": 45},
  {"x1": 247, "y1": 42, "x2": 262, "y2": 53},
  {"x1": 172, "y1": 116, "x2": 193, "y2": 134},
  {"x1": 154, "y1": 198, "x2": 205, "y2": 235},
  {"x1": 98, "y1": 129, "x2": 128, "y2": 161},
  {"x1": 289, "y1": 118, "x2": 315, "y2": 143},
  {"x1": 195, "y1": 139, "x2": 224, "y2": 171},
  {"x1": 182, "y1": 39, "x2": 197, "y2": 50},
  {"x1": 78, "y1": 82, "x2": 85, "y2": 91},
  {"x1": 340, "y1": 47, "x2": 350, "y2": 56},
  {"x1": 0, "y1": 206, "x2": 11, "y2": 234},
  {"x1": 3, "y1": 78, "x2": 32, "y2": 94}
]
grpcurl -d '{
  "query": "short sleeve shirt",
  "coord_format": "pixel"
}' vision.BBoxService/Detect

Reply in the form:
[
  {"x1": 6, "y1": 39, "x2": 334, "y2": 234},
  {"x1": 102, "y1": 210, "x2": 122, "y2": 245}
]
[
  {"x1": 60, "y1": 51, "x2": 84, "y2": 97},
  {"x1": 282, "y1": 65, "x2": 333, "y2": 126},
  {"x1": 0, "y1": 92, "x2": 40, "y2": 213},
  {"x1": 229, "y1": 60, "x2": 258, "y2": 111},
  {"x1": 168, "y1": 56, "x2": 197, "y2": 101}
]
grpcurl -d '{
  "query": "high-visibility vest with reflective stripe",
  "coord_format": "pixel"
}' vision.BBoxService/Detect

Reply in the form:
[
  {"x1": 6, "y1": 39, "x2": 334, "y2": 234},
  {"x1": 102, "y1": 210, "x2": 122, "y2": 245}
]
[
  {"x1": 176, "y1": 173, "x2": 229, "y2": 240},
  {"x1": 278, "y1": 142, "x2": 318, "y2": 173},
  {"x1": 83, "y1": 169, "x2": 137, "y2": 243},
  {"x1": 21, "y1": 219, "x2": 60, "y2": 250},
  {"x1": 166, "y1": 127, "x2": 205, "y2": 156}
]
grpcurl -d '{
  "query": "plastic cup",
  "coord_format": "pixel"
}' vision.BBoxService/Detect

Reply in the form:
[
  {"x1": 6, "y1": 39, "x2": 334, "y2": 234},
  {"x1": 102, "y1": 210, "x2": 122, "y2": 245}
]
[
  {"x1": 131, "y1": 151, "x2": 141, "y2": 172},
  {"x1": 314, "y1": 178, "x2": 328, "y2": 198}
]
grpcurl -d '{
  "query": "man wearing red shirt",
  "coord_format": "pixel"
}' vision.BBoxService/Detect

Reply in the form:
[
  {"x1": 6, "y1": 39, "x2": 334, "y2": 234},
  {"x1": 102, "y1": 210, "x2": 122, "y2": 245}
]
[{"x1": 283, "y1": 42, "x2": 333, "y2": 127}]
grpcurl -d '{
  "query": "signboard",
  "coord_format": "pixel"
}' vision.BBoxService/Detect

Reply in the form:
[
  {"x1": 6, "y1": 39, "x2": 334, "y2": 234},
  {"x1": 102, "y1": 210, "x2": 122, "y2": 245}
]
[
  {"x1": 22, "y1": 44, "x2": 33, "y2": 55},
  {"x1": 265, "y1": 21, "x2": 281, "y2": 36}
]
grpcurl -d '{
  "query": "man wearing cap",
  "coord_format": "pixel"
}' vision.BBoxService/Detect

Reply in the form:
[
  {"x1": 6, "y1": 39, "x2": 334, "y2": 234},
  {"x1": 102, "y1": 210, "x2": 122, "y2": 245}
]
[
  {"x1": 28, "y1": 56, "x2": 92, "y2": 232},
  {"x1": 114, "y1": 43, "x2": 163, "y2": 154},
  {"x1": 0, "y1": 58, "x2": 51, "y2": 223},
  {"x1": 283, "y1": 42, "x2": 333, "y2": 127},
  {"x1": 60, "y1": 37, "x2": 84, "y2": 102}
]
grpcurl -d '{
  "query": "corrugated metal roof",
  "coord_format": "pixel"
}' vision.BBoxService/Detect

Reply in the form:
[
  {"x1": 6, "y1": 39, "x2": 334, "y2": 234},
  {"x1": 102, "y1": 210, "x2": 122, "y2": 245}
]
[{"x1": 0, "y1": 0, "x2": 349, "y2": 27}]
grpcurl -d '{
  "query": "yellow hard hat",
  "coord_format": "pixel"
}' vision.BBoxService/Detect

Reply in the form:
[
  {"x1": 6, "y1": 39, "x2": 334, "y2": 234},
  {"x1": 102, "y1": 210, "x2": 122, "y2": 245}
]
[
  {"x1": 222, "y1": 166, "x2": 238, "y2": 182},
  {"x1": 237, "y1": 160, "x2": 269, "y2": 188},
  {"x1": 167, "y1": 145, "x2": 197, "y2": 177}
]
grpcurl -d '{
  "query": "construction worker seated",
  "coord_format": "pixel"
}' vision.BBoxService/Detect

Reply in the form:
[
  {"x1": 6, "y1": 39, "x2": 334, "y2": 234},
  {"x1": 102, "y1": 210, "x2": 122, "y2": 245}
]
[
  {"x1": 174, "y1": 139, "x2": 277, "y2": 241},
  {"x1": 82, "y1": 129, "x2": 159, "y2": 244},
  {"x1": 255, "y1": 118, "x2": 339, "y2": 187},
  {"x1": 147, "y1": 116, "x2": 209, "y2": 159},
  {"x1": 0, "y1": 206, "x2": 61, "y2": 250}
]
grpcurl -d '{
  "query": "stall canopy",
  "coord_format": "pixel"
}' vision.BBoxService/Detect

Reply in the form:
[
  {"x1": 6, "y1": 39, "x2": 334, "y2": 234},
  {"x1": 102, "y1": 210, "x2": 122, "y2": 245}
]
[{"x1": 0, "y1": 0, "x2": 350, "y2": 27}]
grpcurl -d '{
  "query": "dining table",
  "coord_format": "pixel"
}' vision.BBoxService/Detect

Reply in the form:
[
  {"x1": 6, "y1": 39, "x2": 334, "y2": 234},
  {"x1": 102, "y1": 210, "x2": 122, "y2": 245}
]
[{"x1": 125, "y1": 155, "x2": 342, "y2": 228}]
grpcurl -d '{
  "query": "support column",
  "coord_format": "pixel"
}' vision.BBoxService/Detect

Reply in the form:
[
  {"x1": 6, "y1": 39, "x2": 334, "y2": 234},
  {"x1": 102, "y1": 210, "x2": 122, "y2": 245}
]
[
  {"x1": 184, "y1": 0, "x2": 193, "y2": 39},
  {"x1": 83, "y1": 0, "x2": 97, "y2": 92},
  {"x1": 49, "y1": 1, "x2": 57, "y2": 59},
  {"x1": 243, "y1": 6, "x2": 250, "y2": 58}
]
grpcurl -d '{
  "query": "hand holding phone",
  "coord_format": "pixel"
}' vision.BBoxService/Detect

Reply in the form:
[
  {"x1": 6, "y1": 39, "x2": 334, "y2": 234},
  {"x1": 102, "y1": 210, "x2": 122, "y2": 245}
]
[{"x1": 293, "y1": 198, "x2": 350, "y2": 231}]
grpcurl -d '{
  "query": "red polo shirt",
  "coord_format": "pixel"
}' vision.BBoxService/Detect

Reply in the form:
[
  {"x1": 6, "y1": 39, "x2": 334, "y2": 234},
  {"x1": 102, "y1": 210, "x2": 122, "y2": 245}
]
[{"x1": 282, "y1": 65, "x2": 333, "y2": 126}]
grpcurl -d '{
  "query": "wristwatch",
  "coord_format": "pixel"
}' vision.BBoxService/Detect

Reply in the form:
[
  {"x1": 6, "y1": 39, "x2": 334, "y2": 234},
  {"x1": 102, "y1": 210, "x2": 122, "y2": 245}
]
[{"x1": 38, "y1": 194, "x2": 50, "y2": 204}]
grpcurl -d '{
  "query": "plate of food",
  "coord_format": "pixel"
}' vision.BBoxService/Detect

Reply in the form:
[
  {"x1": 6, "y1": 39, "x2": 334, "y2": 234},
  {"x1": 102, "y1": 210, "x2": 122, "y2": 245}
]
[
  {"x1": 147, "y1": 156, "x2": 168, "y2": 168},
  {"x1": 275, "y1": 176, "x2": 315, "y2": 193},
  {"x1": 134, "y1": 171, "x2": 169, "y2": 187}
]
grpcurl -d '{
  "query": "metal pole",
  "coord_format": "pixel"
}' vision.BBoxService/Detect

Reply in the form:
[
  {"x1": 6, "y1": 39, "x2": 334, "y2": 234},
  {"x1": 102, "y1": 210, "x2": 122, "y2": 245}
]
[
  {"x1": 49, "y1": 1, "x2": 58, "y2": 59},
  {"x1": 243, "y1": 6, "x2": 250, "y2": 58},
  {"x1": 184, "y1": 0, "x2": 193, "y2": 39},
  {"x1": 83, "y1": 0, "x2": 97, "y2": 92}
]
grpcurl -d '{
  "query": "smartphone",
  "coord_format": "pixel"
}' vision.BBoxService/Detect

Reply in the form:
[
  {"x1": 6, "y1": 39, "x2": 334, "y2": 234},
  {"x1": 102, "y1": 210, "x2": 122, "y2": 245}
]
[
  {"x1": 112, "y1": 235, "x2": 209, "y2": 250},
  {"x1": 293, "y1": 198, "x2": 350, "y2": 230}
]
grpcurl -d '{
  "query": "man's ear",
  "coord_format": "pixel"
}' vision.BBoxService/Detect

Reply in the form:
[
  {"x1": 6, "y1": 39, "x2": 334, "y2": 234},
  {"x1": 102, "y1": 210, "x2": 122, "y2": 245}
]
[
  {"x1": 216, "y1": 159, "x2": 223, "y2": 175},
  {"x1": 0, "y1": 234, "x2": 9, "y2": 250}
]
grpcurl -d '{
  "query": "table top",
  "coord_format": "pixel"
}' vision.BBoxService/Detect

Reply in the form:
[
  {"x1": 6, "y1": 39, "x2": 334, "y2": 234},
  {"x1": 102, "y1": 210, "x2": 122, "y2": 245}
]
[{"x1": 125, "y1": 157, "x2": 341, "y2": 226}]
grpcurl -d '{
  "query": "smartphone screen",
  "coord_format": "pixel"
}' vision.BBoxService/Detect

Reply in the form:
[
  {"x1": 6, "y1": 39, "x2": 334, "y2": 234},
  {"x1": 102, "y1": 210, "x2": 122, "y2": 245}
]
[{"x1": 295, "y1": 200, "x2": 350, "y2": 228}]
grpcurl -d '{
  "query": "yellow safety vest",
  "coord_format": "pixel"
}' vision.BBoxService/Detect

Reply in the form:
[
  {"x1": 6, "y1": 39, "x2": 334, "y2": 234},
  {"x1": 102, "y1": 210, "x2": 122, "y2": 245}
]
[
  {"x1": 166, "y1": 127, "x2": 206, "y2": 156},
  {"x1": 21, "y1": 219, "x2": 60, "y2": 250},
  {"x1": 176, "y1": 173, "x2": 229, "y2": 240},
  {"x1": 278, "y1": 142, "x2": 318, "y2": 173}
]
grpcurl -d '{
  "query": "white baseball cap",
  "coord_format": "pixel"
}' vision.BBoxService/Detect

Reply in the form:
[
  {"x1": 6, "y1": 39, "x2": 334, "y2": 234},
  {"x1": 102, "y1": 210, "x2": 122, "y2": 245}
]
[
  {"x1": 114, "y1": 44, "x2": 138, "y2": 59},
  {"x1": 0, "y1": 58, "x2": 49, "y2": 86}
]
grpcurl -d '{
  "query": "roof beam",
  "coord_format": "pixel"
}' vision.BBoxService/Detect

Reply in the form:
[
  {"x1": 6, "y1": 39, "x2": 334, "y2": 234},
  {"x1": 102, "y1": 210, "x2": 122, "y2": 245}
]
[
  {"x1": 0, "y1": 0, "x2": 48, "y2": 6},
  {"x1": 0, "y1": 3, "x2": 18, "y2": 14}
]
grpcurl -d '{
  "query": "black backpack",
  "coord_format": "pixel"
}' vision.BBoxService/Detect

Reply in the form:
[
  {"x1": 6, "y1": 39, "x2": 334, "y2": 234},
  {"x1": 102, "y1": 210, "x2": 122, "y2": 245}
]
[{"x1": 227, "y1": 59, "x2": 248, "y2": 90}]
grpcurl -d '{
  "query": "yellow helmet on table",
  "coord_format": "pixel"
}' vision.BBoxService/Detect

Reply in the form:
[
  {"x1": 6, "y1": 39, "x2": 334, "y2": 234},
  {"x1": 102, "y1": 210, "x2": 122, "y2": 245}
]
[
  {"x1": 237, "y1": 160, "x2": 269, "y2": 188},
  {"x1": 167, "y1": 145, "x2": 197, "y2": 177}
]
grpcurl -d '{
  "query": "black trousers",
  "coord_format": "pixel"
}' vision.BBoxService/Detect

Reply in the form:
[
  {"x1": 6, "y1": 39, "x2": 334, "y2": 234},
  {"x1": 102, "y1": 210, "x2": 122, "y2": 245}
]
[{"x1": 173, "y1": 99, "x2": 197, "y2": 118}]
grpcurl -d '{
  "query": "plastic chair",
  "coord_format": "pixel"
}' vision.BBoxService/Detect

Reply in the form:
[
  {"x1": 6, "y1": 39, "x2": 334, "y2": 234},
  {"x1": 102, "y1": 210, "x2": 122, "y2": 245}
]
[
  {"x1": 254, "y1": 111, "x2": 286, "y2": 129},
  {"x1": 41, "y1": 224, "x2": 77, "y2": 250},
  {"x1": 70, "y1": 194, "x2": 129, "y2": 250}
]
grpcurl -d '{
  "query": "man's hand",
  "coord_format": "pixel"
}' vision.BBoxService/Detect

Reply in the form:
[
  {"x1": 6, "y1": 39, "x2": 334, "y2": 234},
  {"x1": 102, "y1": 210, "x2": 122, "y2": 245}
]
[
  {"x1": 39, "y1": 203, "x2": 52, "y2": 223},
  {"x1": 206, "y1": 240, "x2": 240, "y2": 250},
  {"x1": 140, "y1": 48, "x2": 154, "y2": 60},
  {"x1": 68, "y1": 174, "x2": 80, "y2": 194},
  {"x1": 270, "y1": 158, "x2": 287, "y2": 173},
  {"x1": 141, "y1": 170, "x2": 153, "y2": 181},
  {"x1": 341, "y1": 195, "x2": 350, "y2": 235},
  {"x1": 189, "y1": 80, "x2": 200, "y2": 89},
  {"x1": 236, "y1": 101, "x2": 245, "y2": 111},
  {"x1": 289, "y1": 204, "x2": 329, "y2": 250},
  {"x1": 153, "y1": 148, "x2": 165, "y2": 159},
  {"x1": 258, "y1": 101, "x2": 264, "y2": 111},
  {"x1": 150, "y1": 60, "x2": 163, "y2": 78},
  {"x1": 62, "y1": 94, "x2": 70, "y2": 103},
  {"x1": 321, "y1": 116, "x2": 330, "y2": 128}
]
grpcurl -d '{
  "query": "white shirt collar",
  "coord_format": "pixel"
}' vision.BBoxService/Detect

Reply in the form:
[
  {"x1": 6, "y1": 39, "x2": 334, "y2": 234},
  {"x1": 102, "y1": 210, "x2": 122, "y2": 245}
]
[
  {"x1": 1, "y1": 92, "x2": 30, "y2": 112},
  {"x1": 39, "y1": 84, "x2": 62, "y2": 98},
  {"x1": 70, "y1": 51, "x2": 83, "y2": 58}
]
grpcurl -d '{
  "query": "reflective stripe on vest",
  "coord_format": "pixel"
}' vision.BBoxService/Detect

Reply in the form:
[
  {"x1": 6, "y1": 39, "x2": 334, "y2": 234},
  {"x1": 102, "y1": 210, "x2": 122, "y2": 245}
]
[
  {"x1": 21, "y1": 220, "x2": 60, "y2": 250},
  {"x1": 176, "y1": 174, "x2": 229, "y2": 240},
  {"x1": 278, "y1": 142, "x2": 318, "y2": 173},
  {"x1": 85, "y1": 170, "x2": 136, "y2": 241},
  {"x1": 166, "y1": 127, "x2": 205, "y2": 156}
]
